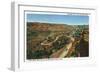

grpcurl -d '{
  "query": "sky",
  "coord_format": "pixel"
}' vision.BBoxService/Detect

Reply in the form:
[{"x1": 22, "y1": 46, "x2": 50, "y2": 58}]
[{"x1": 27, "y1": 14, "x2": 89, "y2": 25}]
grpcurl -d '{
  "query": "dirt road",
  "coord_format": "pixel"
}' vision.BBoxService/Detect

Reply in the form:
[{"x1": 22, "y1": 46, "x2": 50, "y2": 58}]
[{"x1": 50, "y1": 37, "x2": 75, "y2": 58}]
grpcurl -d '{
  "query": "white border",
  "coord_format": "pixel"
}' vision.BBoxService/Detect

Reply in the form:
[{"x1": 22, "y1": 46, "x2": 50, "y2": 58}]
[{"x1": 11, "y1": 2, "x2": 97, "y2": 71}]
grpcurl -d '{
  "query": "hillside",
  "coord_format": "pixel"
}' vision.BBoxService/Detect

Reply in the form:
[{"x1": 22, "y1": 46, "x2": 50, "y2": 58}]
[
  {"x1": 27, "y1": 22, "x2": 74, "y2": 32},
  {"x1": 26, "y1": 22, "x2": 89, "y2": 59}
]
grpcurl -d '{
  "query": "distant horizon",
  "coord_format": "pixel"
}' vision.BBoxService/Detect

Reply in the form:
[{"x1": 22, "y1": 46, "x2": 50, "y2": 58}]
[
  {"x1": 27, "y1": 21, "x2": 89, "y2": 25},
  {"x1": 27, "y1": 14, "x2": 89, "y2": 25}
]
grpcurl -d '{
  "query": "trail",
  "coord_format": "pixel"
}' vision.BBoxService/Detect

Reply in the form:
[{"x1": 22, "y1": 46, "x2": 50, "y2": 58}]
[
  {"x1": 50, "y1": 37, "x2": 75, "y2": 58},
  {"x1": 41, "y1": 35, "x2": 63, "y2": 46}
]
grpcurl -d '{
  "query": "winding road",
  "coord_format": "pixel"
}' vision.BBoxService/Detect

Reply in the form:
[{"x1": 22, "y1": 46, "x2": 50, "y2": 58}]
[{"x1": 49, "y1": 36, "x2": 75, "y2": 58}]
